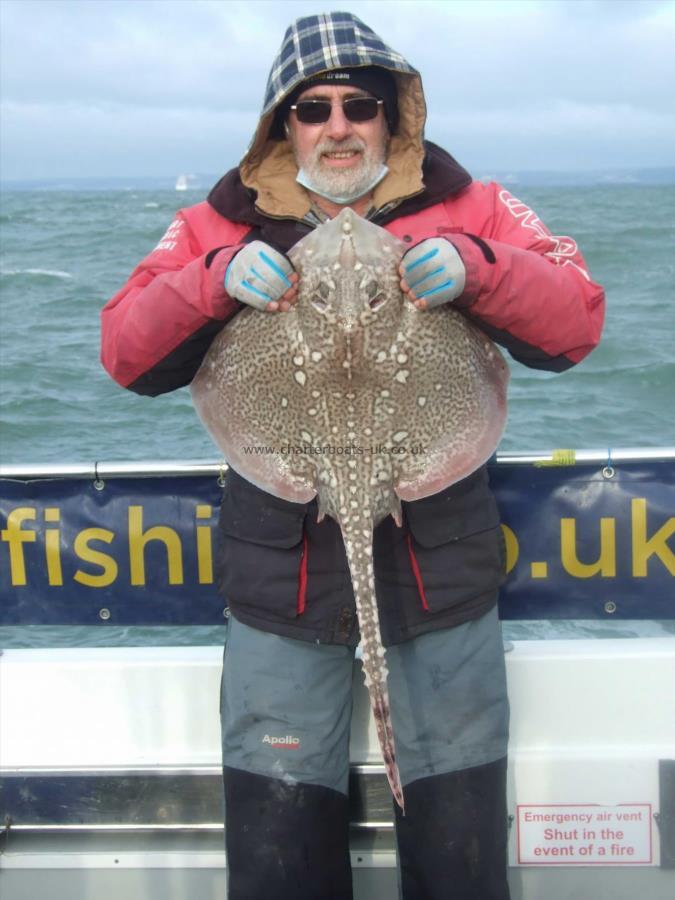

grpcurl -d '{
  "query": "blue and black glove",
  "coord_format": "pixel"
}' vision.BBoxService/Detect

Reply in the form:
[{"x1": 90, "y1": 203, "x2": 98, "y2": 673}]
[
  {"x1": 225, "y1": 241, "x2": 295, "y2": 311},
  {"x1": 401, "y1": 238, "x2": 466, "y2": 308}
]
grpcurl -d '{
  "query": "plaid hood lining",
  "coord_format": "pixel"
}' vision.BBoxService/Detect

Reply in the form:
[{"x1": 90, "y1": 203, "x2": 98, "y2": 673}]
[
  {"x1": 239, "y1": 12, "x2": 428, "y2": 221},
  {"x1": 262, "y1": 11, "x2": 415, "y2": 115}
]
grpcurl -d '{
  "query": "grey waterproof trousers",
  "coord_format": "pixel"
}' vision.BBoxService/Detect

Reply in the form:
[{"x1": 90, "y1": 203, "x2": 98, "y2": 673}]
[{"x1": 220, "y1": 606, "x2": 511, "y2": 899}]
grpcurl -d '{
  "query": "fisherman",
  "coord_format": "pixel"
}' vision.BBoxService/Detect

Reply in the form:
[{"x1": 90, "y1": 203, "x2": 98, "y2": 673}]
[{"x1": 101, "y1": 11, "x2": 605, "y2": 899}]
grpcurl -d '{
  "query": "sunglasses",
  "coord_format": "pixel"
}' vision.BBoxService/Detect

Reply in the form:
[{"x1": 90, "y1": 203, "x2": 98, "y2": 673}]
[{"x1": 290, "y1": 97, "x2": 383, "y2": 125}]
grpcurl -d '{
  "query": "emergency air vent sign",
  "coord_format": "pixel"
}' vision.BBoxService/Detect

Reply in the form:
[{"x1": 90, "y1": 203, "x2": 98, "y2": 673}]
[{"x1": 516, "y1": 804, "x2": 653, "y2": 865}]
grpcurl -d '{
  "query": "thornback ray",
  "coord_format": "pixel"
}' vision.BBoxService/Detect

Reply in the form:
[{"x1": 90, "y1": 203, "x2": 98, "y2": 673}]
[{"x1": 191, "y1": 208, "x2": 510, "y2": 809}]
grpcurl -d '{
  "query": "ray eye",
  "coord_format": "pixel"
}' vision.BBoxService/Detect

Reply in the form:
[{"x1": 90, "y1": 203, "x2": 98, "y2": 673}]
[
  {"x1": 311, "y1": 283, "x2": 330, "y2": 313},
  {"x1": 365, "y1": 281, "x2": 386, "y2": 311}
]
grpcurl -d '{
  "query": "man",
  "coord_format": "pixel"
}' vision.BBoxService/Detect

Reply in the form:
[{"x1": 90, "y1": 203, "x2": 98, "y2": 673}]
[{"x1": 101, "y1": 12, "x2": 604, "y2": 900}]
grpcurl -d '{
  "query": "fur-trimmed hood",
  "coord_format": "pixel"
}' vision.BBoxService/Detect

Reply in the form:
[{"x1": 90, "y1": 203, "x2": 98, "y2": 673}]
[{"x1": 239, "y1": 11, "x2": 428, "y2": 220}]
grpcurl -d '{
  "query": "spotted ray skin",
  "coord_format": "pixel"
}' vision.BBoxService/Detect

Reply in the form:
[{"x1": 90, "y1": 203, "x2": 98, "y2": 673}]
[{"x1": 191, "y1": 209, "x2": 510, "y2": 809}]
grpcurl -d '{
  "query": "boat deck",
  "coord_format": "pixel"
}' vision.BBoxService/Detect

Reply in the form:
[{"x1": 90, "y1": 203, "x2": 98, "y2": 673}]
[{"x1": 2, "y1": 639, "x2": 674, "y2": 898}]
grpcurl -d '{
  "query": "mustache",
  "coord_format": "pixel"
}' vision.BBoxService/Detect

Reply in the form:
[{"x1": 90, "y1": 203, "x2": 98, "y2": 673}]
[{"x1": 315, "y1": 138, "x2": 366, "y2": 155}]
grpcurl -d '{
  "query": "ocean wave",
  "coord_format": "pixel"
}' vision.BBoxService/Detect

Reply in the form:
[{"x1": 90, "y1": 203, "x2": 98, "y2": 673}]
[{"x1": 0, "y1": 267, "x2": 74, "y2": 279}]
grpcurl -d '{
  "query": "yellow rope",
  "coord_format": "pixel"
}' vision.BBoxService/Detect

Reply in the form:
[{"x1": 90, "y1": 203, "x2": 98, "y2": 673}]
[{"x1": 534, "y1": 449, "x2": 577, "y2": 467}]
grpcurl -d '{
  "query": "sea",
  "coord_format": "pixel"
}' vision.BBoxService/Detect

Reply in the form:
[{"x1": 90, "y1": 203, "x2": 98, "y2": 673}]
[{"x1": 1, "y1": 183, "x2": 674, "y2": 648}]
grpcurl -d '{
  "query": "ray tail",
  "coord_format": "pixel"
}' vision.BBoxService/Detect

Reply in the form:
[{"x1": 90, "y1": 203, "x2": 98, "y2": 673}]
[
  {"x1": 371, "y1": 678, "x2": 404, "y2": 810},
  {"x1": 340, "y1": 516, "x2": 404, "y2": 810}
]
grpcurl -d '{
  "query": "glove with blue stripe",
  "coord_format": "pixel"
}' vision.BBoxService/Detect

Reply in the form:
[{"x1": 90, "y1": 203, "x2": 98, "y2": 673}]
[
  {"x1": 225, "y1": 241, "x2": 297, "y2": 312},
  {"x1": 400, "y1": 238, "x2": 466, "y2": 310}
]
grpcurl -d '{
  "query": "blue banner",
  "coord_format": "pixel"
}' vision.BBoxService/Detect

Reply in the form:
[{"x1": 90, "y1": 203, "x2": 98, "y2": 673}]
[{"x1": 1, "y1": 459, "x2": 673, "y2": 625}]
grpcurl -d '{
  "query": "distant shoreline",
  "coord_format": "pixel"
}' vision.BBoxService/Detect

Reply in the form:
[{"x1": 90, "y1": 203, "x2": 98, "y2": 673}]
[{"x1": 2, "y1": 168, "x2": 675, "y2": 192}]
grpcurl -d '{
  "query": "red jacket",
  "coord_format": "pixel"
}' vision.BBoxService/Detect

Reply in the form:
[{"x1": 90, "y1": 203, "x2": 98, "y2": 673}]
[{"x1": 101, "y1": 172, "x2": 604, "y2": 394}]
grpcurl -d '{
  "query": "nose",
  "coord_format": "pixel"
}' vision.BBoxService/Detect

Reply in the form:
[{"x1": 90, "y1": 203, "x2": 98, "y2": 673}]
[{"x1": 325, "y1": 103, "x2": 353, "y2": 141}]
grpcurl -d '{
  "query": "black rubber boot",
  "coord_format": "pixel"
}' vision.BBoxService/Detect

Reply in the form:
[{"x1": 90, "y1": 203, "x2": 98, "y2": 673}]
[
  {"x1": 223, "y1": 766, "x2": 353, "y2": 900},
  {"x1": 394, "y1": 757, "x2": 511, "y2": 900}
]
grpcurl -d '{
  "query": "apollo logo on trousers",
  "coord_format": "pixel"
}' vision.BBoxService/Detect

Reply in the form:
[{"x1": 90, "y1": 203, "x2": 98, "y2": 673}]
[{"x1": 262, "y1": 734, "x2": 302, "y2": 749}]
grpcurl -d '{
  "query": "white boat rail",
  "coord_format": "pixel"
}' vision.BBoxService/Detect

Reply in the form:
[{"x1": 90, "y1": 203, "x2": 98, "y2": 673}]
[{"x1": 1, "y1": 447, "x2": 674, "y2": 480}]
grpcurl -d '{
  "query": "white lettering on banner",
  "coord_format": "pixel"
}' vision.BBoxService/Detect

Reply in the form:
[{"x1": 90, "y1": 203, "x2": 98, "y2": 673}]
[
  {"x1": 262, "y1": 734, "x2": 301, "y2": 749},
  {"x1": 517, "y1": 804, "x2": 653, "y2": 866},
  {"x1": 154, "y1": 219, "x2": 183, "y2": 252},
  {"x1": 498, "y1": 189, "x2": 591, "y2": 281}
]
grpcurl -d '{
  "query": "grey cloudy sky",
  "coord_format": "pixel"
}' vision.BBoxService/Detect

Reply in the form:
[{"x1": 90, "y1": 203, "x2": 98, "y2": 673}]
[{"x1": 1, "y1": 0, "x2": 674, "y2": 181}]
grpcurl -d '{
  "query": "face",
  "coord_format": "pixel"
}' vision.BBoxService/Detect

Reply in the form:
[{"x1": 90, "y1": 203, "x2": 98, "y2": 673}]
[{"x1": 286, "y1": 84, "x2": 389, "y2": 203}]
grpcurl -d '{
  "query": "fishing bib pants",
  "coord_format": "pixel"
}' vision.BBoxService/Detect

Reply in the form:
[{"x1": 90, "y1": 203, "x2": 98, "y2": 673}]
[{"x1": 220, "y1": 605, "x2": 510, "y2": 900}]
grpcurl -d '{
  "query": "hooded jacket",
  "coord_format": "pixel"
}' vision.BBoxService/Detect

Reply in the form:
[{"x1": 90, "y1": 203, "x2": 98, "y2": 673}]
[{"x1": 101, "y1": 12, "x2": 605, "y2": 645}]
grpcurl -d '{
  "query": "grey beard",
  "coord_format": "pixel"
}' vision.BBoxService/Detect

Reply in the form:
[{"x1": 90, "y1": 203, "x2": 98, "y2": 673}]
[
  {"x1": 296, "y1": 139, "x2": 388, "y2": 204},
  {"x1": 296, "y1": 162, "x2": 389, "y2": 205}
]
